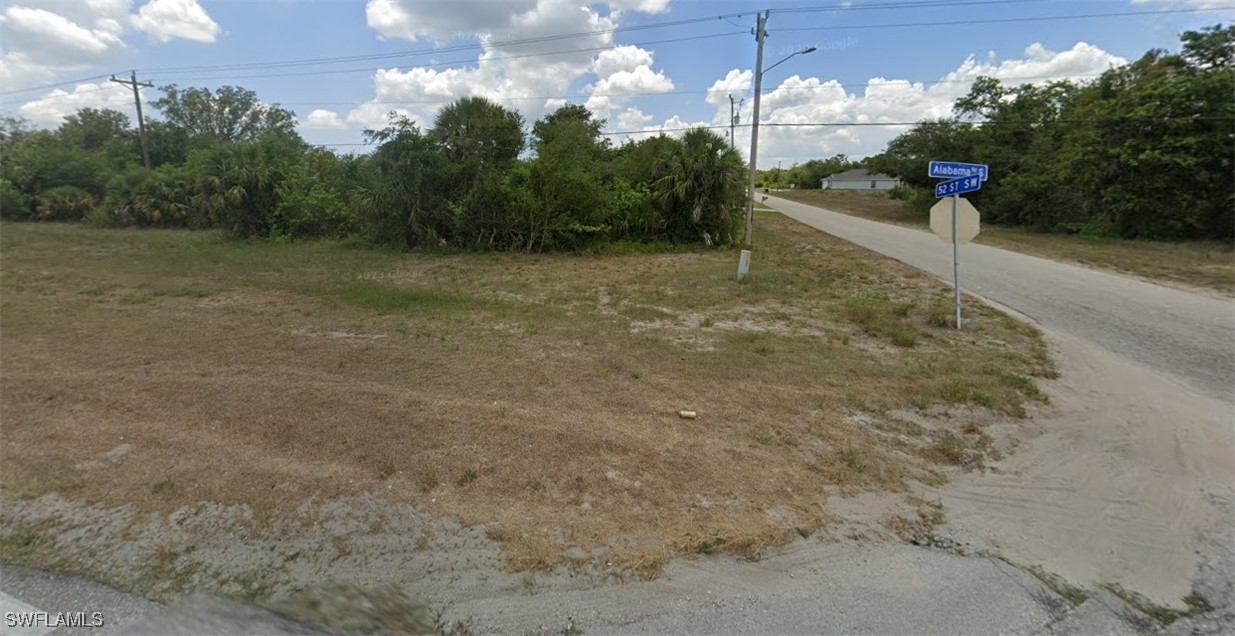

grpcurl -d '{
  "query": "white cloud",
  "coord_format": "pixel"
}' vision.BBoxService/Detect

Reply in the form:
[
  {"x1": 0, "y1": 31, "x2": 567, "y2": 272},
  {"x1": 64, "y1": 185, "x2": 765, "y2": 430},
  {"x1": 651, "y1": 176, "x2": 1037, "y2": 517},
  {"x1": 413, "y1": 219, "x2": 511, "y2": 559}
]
[
  {"x1": 725, "y1": 41, "x2": 1128, "y2": 166},
  {"x1": 704, "y1": 69, "x2": 752, "y2": 106},
  {"x1": 615, "y1": 106, "x2": 652, "y2": 131},
  {"x1": 606, "y1": 0, "x2": 669, "y2": 13},
  {"x1": 349, "y1": 0, "x2": 677, "y2": 134},
  {"x1": 0, "y1": 5, "x2": 129, "y2": 65},
  {"x1": 1, "y1": 0, "x2": 220, "y2": 119},
  {"x1": 300, "y1": 109, "x2": 348, "y2": 130},
  {"x1": 365, "y1": 0, "x2": 539, "y2": 42},
  {"x1": 350, "y1": 0, "x2": 626, "y2": 130},
  {"x1": 131, "y1": 0, "x2": 220, "y2": 43},
  {"x1": 1131, "y1": 0, "x2": 1235, "y2": 11},
  {"x1": 592, "y1": 45, "x2": 653, "y2": 77},
  {"x1": 16, "y1": 81, "x2": 137, "y2": 125},
  {"x1": 585, "y1": 45, "x2": 672, "y2": 116}
]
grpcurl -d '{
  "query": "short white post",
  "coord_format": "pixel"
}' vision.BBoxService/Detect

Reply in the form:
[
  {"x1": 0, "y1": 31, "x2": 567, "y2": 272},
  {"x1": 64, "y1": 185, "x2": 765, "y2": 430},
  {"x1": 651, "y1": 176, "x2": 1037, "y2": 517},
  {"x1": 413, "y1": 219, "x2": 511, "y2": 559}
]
[{"x1": 737, "y1": 250, "x2": 752, "y2": 281}]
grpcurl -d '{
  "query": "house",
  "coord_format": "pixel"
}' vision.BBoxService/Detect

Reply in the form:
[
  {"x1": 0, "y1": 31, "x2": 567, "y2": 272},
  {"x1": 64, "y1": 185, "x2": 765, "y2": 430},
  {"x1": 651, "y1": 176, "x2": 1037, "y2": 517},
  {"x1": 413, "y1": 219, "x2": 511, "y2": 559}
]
[{"x1": 822, "y1": 168, "x2": 900, "y2": 190}]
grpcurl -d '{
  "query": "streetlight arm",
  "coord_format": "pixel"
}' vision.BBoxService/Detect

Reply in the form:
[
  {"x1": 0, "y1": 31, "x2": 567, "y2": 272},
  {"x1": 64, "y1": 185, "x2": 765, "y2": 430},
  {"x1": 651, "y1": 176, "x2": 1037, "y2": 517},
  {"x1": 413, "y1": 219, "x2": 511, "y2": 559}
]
[{"x1": 762, "y1": 46, "x2": 817, "y2": 74}]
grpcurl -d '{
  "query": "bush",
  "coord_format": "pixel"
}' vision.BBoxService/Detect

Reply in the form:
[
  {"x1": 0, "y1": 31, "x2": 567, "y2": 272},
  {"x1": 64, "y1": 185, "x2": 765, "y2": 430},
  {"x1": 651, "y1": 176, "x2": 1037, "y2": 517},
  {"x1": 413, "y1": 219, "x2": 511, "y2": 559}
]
[
  {"x1": 100, "y1": 166, "x2": 206, "y2": 228},
  {"x1": 0, "y1": 179, "x2": 32, "y2": 220},
  {"x1": 34, "y1": 185, "x2": 93, "y2": 221},
  {"x1": 274, "y1": 164, "x2": 354, "y2": 239}
]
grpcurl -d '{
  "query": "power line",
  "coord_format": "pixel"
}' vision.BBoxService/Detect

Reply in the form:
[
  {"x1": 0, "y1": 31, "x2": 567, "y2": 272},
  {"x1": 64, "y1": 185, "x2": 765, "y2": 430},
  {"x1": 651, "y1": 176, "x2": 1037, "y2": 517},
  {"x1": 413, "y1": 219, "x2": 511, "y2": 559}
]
[
  {"x1": 134, "y1": 12, "x2": 754, "y2": 76},
  {"x1": 0, "y1": 83, "x2": 127, "y2": 108},
  {"x1": 312, "y1": 115, "x2": 1233, "y2": 146},
  {"x1": 127, "y1": 0, "x2": 1048, "y2": 77},
  {"x1": 269, "y1": 71, "x2": 1106, "y2": 108},
  {"x1": 608, "y1": 116, "x2": 1226, "y2": 136},
  {"x1": 4, "y1": 70, "x2": 1107, "y2": 110},
  {"x1": 140, "y1": 31, "x2": 746, "y2": 83},
  {"x1": 778, "y1": 7, "x2": 1235, "y2": 31},
  {"x1": 773, "y1": 0, "x2": 1052, "y2": 13},
  {"x1": 0, "y1": 73, "x2": 117, "y2": 97}
]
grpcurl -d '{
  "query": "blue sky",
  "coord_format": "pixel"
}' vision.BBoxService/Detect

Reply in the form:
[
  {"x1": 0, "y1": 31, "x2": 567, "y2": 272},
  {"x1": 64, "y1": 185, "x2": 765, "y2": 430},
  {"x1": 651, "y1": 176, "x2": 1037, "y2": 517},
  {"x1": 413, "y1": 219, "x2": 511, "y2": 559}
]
[{"x1": 1, "y1": 0, "x2": 1230, "y2": 166}]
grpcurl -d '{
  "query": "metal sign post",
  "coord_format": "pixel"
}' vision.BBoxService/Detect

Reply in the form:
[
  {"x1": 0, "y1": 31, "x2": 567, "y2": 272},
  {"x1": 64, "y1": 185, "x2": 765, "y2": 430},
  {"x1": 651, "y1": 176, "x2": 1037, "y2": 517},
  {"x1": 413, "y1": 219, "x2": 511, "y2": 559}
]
[
  {"x1": 951, "y1": 194, "x2": 961, "y2": 329},
  {"x1": 929, "y1": 161, "x2": 988, "y2": 330}
]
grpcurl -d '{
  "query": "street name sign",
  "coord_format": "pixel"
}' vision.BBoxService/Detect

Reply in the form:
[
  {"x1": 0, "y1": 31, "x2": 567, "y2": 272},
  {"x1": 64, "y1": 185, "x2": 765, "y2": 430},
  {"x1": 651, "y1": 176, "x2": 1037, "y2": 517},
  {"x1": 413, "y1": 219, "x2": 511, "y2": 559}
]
[
  {"x1": 928, "y1": 161, "x2": 988, "y2": 182},
  {"x1": 930, "y1": 196, "x2": 980, "y2": 244},
  {"x1": 934, "y1": 174, "x2": 983, "y2": 198}
]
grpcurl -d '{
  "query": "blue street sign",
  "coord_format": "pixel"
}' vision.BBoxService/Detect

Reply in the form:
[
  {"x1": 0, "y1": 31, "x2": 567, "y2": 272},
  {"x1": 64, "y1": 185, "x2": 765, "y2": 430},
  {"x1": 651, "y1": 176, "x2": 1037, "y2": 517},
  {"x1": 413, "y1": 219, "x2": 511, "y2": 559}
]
[
  {"x1": 929, "y1": 161, "x2": 989, "y2": 182},
  {"x1": 935, "y1": 174, "x2": 983, "y2": 198}
]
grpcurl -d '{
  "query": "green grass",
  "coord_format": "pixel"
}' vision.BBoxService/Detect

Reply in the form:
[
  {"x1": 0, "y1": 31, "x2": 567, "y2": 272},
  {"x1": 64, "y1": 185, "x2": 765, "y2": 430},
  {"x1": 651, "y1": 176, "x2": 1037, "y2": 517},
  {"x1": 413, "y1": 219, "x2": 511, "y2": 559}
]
[{"x1": 330, "y1": 283, "x2": 477, "y2": 311}]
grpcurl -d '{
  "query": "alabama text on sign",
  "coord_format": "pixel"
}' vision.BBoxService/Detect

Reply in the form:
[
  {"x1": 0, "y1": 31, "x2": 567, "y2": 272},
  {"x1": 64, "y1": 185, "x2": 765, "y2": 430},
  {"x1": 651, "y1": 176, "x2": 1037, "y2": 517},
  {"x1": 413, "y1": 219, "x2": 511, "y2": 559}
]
[{"x1": 928, "y1": 161, "x2": 989, "y2": 182}]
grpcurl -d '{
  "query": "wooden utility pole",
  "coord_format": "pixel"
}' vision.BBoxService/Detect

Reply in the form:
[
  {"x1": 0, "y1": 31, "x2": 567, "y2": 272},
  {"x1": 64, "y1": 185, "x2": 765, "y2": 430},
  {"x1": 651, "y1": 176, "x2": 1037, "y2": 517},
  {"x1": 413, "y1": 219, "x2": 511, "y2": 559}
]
[
  {"x1": 110, "y1": 71, "x2": 153, "y2": 168},
  {"x1": 728, "y1": 94, "x2": 743, "y2": 149},
  {"x1": 743, "y1": 10, "x2": 768, "y2": 245}
]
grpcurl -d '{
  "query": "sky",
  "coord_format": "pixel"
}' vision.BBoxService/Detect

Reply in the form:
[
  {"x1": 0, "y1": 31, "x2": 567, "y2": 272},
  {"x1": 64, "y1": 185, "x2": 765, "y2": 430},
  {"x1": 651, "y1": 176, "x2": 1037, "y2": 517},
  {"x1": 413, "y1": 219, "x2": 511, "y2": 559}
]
[{"x1": 0, "y1": 0, "x2": 1231, "y2": 168}]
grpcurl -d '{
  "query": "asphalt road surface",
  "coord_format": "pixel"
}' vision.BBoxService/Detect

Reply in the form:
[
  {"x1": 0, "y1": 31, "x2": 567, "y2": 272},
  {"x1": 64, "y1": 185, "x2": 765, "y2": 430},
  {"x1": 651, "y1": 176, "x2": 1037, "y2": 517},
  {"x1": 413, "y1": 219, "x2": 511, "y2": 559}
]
[{"x1": 763, "y1": 195, "x2": 1235, "y2": 405}]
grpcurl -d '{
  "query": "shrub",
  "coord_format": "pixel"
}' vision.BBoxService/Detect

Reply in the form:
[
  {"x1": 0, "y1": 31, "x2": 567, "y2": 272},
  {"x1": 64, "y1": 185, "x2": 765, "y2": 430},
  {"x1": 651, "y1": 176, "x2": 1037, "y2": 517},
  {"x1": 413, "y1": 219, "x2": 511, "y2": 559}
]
[
  {"x1": 34, "y1": 185, "x2": 93, "y2": 221},
  {"x1": 0, "y1": 179, "x2": 32, "y2": 220}
]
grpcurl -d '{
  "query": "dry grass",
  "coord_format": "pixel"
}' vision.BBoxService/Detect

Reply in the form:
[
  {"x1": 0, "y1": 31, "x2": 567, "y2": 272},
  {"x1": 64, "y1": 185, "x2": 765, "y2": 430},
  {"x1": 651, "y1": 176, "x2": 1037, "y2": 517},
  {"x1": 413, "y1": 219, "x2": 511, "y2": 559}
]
[
  {"x1": 0, "y1": 216, "x2": 1050, "y2": 574},
  {"x1": 777, "y1": 189, "x2": 1235, "y2": 296}
]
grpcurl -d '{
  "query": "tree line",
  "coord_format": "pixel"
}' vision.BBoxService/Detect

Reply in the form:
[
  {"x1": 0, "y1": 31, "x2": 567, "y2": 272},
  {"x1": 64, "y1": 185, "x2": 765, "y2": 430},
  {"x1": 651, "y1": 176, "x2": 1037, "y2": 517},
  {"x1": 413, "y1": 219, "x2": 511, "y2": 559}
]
[
  {"x1": 0, "y1": 89, "x2": 747, "y2": 251},
  {"x1": 865, "y1": 25, "x2": 1233, "y2": 241},
  {"x1": 3, "y1": 25, "x2": 1227, "y2": 246}
]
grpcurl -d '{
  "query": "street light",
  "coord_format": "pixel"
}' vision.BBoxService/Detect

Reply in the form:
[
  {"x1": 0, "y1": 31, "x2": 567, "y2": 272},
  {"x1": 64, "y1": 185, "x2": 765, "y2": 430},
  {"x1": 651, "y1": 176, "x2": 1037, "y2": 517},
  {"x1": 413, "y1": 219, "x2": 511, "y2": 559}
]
[{"x1": 743, "y1": 12, "x2": 816, "y2": 246}]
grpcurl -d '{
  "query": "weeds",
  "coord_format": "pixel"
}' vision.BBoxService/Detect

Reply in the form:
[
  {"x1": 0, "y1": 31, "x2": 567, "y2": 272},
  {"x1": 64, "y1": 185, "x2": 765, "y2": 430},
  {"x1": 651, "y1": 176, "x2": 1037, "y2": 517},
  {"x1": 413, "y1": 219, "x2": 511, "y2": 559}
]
[
  {"x1": 1100, "y1": 582, "x2": 1205, "y2": 626},
  {"x1": 0, "y1": 216, "x2": 1052, "y2": 578}
]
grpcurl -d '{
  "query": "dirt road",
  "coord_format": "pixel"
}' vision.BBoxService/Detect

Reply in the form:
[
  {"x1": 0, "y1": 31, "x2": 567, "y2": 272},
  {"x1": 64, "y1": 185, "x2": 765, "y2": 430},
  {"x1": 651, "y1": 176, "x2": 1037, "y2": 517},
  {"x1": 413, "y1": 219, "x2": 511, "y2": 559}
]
[{"x1": 765, "y1": 195, "x2": 1235, "y2": 608}]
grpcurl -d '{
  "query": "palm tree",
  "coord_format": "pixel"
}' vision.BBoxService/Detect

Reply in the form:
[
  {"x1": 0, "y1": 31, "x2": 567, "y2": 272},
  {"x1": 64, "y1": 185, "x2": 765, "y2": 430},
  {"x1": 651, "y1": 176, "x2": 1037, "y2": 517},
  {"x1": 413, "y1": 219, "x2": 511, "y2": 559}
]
[{"x1": 653, "y1": 127, "x2": 747, "y2": 244}]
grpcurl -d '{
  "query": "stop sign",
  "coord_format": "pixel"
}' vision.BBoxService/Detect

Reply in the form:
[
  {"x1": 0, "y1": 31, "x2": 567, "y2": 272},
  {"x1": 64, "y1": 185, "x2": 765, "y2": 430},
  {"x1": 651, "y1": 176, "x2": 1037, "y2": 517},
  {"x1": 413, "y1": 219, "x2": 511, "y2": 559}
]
[{"x1": 930, "y1": 196, "x2": 980, "y2": 244}]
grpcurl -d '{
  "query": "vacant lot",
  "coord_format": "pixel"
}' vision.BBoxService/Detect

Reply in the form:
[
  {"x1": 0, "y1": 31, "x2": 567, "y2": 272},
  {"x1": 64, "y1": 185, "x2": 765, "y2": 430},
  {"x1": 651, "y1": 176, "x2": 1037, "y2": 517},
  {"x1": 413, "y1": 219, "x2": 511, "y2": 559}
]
[
  {"x1": 777, "y1": 190, "x2": 1235, "y2": 296},
  {"x1": 0, "y1": 215, "x2": 1051, "y2": 575}
]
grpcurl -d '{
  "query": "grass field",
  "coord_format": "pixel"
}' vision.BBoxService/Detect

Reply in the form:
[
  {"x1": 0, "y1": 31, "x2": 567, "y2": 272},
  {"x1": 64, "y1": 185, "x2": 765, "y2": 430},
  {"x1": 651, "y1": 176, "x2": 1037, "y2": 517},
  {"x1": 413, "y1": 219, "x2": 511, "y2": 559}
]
[
  {"x1": 776, "y1": 190, "x2": 1235, "y2": 296},
  {"x1": 0, "y1": 216, "x2": 1052, "y2": 574}
]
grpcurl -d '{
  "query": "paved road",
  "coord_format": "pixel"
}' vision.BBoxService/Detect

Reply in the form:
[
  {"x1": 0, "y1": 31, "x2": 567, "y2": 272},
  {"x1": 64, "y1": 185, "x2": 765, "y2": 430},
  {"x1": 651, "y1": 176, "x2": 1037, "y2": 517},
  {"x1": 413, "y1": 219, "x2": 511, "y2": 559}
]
[
  {"x1": 0, "y1": 566, "x2": 160, "y2": 635},
  {"x1": 0, "y1": 546, "x2": 1152, "y2": 636},
  {"x1": 763, "y1": 195, "x2": 1235, "y2": 404}
]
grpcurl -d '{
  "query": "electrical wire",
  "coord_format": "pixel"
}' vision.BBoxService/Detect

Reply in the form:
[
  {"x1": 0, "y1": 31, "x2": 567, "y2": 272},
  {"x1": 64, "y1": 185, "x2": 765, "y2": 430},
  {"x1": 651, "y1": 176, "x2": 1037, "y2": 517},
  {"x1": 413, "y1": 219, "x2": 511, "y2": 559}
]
[
  {"x1": 270, "y1": 71, "x2": 1105, "y2": 107},
  {"x1": 777, "y1": 7, "x2": 1235, "y2": 31},
  {"x1": 773, "y1": 0, "x2": 1053, "y2": 13},
  {"x1": 123, "y1": 0, "x2": 1053, "y2": 76},
  {"x1": 135, "y1": 12, "x2": 754, "y2": 75},
  {"x1": 308, "y1": 114, "x2": 1232, "y2": 146},
  {"x1": 139, "y1": 31, "x2": 746, "y2": 83},
  {"x1": 0, "y1": 73, "x2": 117, "y2": 97}
]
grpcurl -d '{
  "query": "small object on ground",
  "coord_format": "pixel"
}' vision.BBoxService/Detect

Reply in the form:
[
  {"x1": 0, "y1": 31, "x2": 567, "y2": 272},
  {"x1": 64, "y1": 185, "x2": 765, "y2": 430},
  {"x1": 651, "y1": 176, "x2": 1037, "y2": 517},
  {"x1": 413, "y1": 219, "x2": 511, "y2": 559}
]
[{"x1": 678, "y1": 409, "x2": 697, "y2": 419}]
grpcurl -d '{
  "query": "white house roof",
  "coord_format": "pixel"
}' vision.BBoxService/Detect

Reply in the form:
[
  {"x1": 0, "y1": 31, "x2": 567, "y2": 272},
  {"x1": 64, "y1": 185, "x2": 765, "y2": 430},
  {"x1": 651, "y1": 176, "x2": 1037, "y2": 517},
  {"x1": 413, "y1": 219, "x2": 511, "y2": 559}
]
[{"x1": 826, "y1": 168, "x2": 898, "y2": 181}]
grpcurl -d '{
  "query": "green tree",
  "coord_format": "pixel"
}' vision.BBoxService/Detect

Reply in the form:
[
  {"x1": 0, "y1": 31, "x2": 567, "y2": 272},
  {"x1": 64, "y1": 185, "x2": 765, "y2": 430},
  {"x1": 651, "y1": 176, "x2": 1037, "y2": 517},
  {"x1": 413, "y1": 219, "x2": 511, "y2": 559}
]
[
  {"x1": 527, "y1": 105, "x2": 612, "y2": 250},
  {"x1": 1180, "y1": 23, "x2": 1234, "y2": 68},
  {"x1": 152, "y1": 84, "x2": 300, "y2": 147},
  {"x1": 57, "y1": 108, "x2": 137, "y2": 161},
  {"x1": 360, "y1": 113, "x2": 450, "y2": 247},
  {"x1": 431, "y1": 97, "x2": 528, "y2": 246},
  {"x1": 185, "y1": 131, "x2": 306, "y2": 237},
  {"x1": 432, "y1": 96, "x2": 524, "y2": 178},
  {"x1": 653, "y1": 127, "x2": 746, "y2": 245}
]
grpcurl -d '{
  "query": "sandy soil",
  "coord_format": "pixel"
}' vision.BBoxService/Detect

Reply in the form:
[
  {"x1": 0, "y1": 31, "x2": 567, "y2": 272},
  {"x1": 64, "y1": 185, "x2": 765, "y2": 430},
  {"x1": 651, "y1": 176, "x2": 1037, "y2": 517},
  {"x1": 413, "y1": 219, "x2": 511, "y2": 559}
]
[{"x1": 931, "y1": 329, "x2": 1234, "y2": 608}]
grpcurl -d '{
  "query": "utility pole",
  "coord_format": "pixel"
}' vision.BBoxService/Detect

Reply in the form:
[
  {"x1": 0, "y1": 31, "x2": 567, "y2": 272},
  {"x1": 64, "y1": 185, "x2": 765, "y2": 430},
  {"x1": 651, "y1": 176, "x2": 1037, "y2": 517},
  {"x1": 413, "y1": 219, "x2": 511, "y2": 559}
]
[
  {"x1": 728, "y1": 94, "x2": 743, "y2": 149},
  {"x1": 110, "y1": 71, "x2": 153, "y2": 168},
  {"x1": 743, "y1": 9, "x2": 768, "y2": 245}
]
